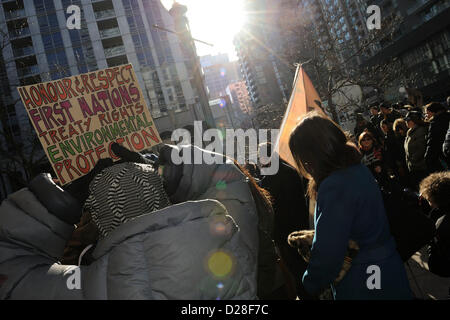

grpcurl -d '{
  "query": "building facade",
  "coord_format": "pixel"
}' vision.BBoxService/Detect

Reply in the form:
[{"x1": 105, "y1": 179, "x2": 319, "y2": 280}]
[
  {"x1": 168, "y1": 1, "x2": 215, "y2": 129},
  {"x1": 200, "y1": 53, "x2": 240, "y2": 100},
  {"x1": 226, "y1": 80, "x2": 252, "y2": 115},
  {"x1": 0, "y1": 0, "x2": 211, "y2": 198},
  {"x1": 296, "y1": 0, "x2": 450, "y2": 103},
  {"x1": 361, "y1": 0, "x2": 450, "y2": 102},
  {"x1": 234, "y1": 0, "x2": 292, "y2": 109}
]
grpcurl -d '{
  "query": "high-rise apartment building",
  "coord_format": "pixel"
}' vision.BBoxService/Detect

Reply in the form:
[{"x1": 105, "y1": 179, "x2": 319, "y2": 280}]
[
  {"x1": 361, "y1": 0, "x2": 450, "y2": 102},
  {"x1": 168, "y1": 1, "x2": 215, "y2": 129},
  {"x1": 234, "y1": 0, "x2": 292, "y2": 108},
  {"x1": 0, "y1": 0, "x2": 212, "y2": 197},
  {"x1": 200, "y1": 53, "x2": 240, "y2": 99},
  {"x1": 294, "y1": 0, "x2": 450, "y2": 102}
]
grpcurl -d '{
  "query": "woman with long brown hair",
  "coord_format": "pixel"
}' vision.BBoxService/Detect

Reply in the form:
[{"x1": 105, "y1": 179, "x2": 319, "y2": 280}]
[{"x1": 288, "y1": 112, "x2": 411, "y2": 300}]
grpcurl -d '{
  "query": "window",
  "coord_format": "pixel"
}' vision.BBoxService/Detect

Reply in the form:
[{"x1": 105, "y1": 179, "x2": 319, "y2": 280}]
[
  {"x1": 48, "y1": 14, "x2": 59, "y2": 30},
  {"x1": 167, "y1": 88, "x2": 174, "y2": 101},
  {"x1": 42, "y1": 34, "x2": 53, "y2": 50},
  {"x1": 52, "y1": 32, "x2": 63, "y2": 48},
  {"x1": 69, "y1": 30, "x2": 81, "y2": 45},
  {"x1": 34, "y1": 0, "x2": 45, "y2": 15},
  {"x1": 57, "y1": 50, "x2": 68, "y2": 65},
  {"x1": 78, "y1": 64, "x2": 88, "y2": 74}
]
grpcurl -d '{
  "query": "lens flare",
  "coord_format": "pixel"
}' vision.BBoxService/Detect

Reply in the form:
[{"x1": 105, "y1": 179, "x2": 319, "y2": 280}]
[
  {"x1": 218, "y1": 98, "x2": 227, "y2": 108},
  {"x1": 207, "y1": 250, "x2": 234, "y2": 278},
  {"x1": 216, "y1": 180, "x2": 227, "y2": 190},
  {"x1": 209, "y1": 215, "x2": 232, "y2": 236},
  {"x1": 213, "y1": 221, "x2": 226, "y2": 233}
]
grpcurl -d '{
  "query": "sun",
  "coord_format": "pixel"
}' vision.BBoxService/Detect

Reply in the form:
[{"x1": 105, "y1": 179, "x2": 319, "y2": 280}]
[{"x1": 161, "y1": 0, "x2": 246, "y2": 60}]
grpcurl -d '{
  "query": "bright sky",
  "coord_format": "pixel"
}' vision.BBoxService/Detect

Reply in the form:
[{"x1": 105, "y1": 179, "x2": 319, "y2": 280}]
[{"x1": 160, "y1": 0, "x2": 246, "y2": 61}]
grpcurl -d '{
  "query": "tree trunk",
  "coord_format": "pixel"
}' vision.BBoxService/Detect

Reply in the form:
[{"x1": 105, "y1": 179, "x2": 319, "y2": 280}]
[{"x1": 327, "y1": 94, "x2": 339, "y2": 123}]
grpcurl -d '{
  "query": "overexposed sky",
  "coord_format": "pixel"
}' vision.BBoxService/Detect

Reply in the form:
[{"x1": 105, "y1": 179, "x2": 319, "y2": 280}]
[{"x1": 160, "y1": 0, "x2": 246, "y2": 61}]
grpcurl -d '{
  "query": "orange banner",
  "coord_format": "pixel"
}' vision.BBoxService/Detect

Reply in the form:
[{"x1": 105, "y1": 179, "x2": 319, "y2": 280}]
[{"x1": 274, "y1": 65, "x2": 325, "y2": 168}]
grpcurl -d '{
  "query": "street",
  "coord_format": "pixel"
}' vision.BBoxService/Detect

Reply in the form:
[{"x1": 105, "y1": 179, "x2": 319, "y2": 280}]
[{"x1": 406, "y1": 247, "x2": 450, "y2": 300}]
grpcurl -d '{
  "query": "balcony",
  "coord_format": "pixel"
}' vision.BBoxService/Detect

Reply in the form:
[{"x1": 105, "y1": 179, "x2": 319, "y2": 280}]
[
  {"x1": 99, "y1": 27, "x2": 121, "y2": 39},
  {"x1": 13, "y1": 45, "x2": 34, "y2": 58},
  {"x1": 406, "y1": 0, "x2": 428, "y2": 15},
  {"x1": 104, "y1": 45, "x2": 125, "y2": 58},
  {"x1": 94, "y1": 9, "x2": 116, "y2": 20},
  {"x1": 106, "y1": 54, "x2": 128, "y2": 67},
  {"x1": 9, "y1": 26, "x2": 30, "y2": 39},
  {"x1": 4, "y1": 8, "x2": 26, "y2": 20},
  {"x1": 16, "y1": 64, "x2": 39, "y2": 78}
]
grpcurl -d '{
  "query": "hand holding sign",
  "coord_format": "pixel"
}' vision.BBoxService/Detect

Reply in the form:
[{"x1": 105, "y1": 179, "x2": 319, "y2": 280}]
[
  {"x1": 63, "y1": 158, "x2": 114, "y2": 206},
  {"x1": 63, "y1": 143, "x2": 154, "y2": 206},
  {"x1": 111, "y1": 142, "x2": 154, "y2": 165}
]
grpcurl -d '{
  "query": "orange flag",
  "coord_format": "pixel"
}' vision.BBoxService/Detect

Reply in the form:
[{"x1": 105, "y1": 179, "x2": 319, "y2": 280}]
[{"x1": 274, "y1": 65, "x2": 325, "y2": 169}]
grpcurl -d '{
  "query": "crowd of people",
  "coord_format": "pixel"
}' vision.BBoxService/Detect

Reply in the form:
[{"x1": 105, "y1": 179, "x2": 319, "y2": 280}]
[
  {"x1": 354, "y1": 101, "x2": 449, "y2": 193},
  {"x1": 353, "y1": 100, "x2": 450, "y2": 284},
  {"x1": 0, "y1": 99, "x2": 449, "y2": 300}
]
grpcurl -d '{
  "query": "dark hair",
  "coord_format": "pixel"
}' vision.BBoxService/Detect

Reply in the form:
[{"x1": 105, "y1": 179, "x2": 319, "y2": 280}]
[
  {"x1": 380, "y1": 119, "x2": 392, "y2": 131},
  {"x1": 406, "y1": 113, "x2": 426, "y2": 127},
  {"x1": 393, "y1": 118, "x2": 407, "y2": 135},
  {"x1": 358, "y1": 131, "x2": 378, "y2": 149},
  {"x1": 425, "y1": 102, "x2": 445, "y2": 114},
  {"x1": 419, "y1": 172, "x2": 450, "y2": 211},
  {"x1": 370, "y1": 105, "x2": 379, "y2": 111},
  {"x1": 289, "y1": 112, "x2": 362, "y2": 199},
  {"x1": 355, "y1": 113, "x2": 365, "y2": 123},
  {"x1": 379, "y1": 102, "x2": 390, "y2": 110}
]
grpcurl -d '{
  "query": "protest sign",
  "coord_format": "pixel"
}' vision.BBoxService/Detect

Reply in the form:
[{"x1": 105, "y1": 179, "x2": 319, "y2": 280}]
[{"x1": 17, "y1": 64, "x2": 161, "y2": 185}]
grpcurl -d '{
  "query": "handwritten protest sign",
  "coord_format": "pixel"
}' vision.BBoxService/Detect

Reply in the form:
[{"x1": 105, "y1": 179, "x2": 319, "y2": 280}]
[{"x1": 17, "y1": 64, "x2": 161, "y2": 185}]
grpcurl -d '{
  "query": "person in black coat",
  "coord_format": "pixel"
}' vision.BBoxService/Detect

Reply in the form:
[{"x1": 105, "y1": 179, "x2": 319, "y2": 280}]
[
  {"x1": 380, "y1": 102, "x2": 402, "y2": 125},
  {"x1": 424, "y1": 102, "x2": 450, "y2": 173},
  {"x1": 258, "y1": 143, "x2": 310, "y2": 298},
  {"x1": 369, "y1": 105, "x2": 383, "y2": 130},
  {"x1": 354, "y1": 113, "x2": 382, "y2": 144},
  {"x1": 419, "y1": 172, "x2": 450, "y2": 278},
  {"x1": 443, "y1": 121, "x2": 450, "y2": 164},
  {"x1": 380, "y1": 119, "x2": 406, "y2": 179}
]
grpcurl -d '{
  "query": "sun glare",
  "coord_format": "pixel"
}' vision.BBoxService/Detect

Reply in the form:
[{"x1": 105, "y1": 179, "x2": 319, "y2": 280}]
[{"x1": 161, "y1": 0, "x2": 246, "y2": 60}]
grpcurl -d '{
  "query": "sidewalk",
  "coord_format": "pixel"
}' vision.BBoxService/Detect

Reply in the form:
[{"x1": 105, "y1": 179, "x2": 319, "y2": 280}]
[{"x1": 405, "y1": 247, "x2": 450, "y2": 300}]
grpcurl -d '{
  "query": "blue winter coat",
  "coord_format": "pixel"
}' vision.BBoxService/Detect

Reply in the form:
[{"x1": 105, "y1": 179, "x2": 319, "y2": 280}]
[{"x1": 302, "y1": 164, "x2": 412, "y2": 300}]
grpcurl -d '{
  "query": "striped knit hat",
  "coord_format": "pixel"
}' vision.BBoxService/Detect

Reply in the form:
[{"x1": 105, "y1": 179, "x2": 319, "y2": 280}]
[{"x1": 84, "y1": 162, "x2": 171, "y2": 238}]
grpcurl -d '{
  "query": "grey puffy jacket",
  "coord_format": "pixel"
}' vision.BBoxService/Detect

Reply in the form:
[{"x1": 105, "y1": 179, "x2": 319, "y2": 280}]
[{"x1": 0, "y1": 147, "x2": 260, "y2": 299}]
